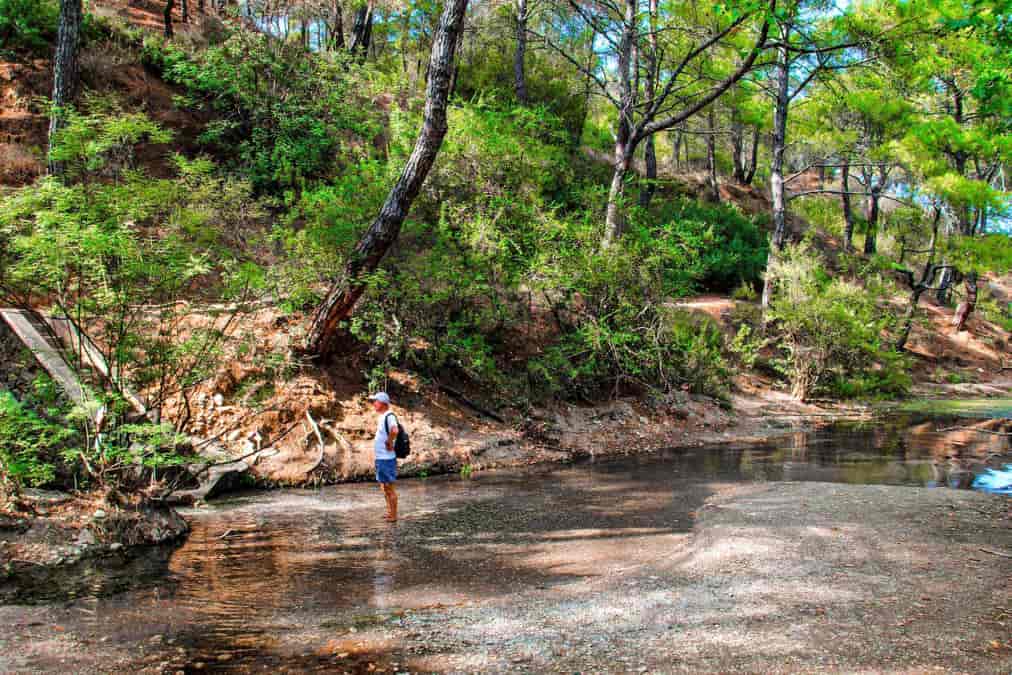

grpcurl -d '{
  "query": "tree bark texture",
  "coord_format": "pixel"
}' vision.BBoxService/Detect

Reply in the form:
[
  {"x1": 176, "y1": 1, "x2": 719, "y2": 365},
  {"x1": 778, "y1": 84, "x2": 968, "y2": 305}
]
[
  {"x1": 862, "y1": 184, "x2": 881, "y2": 255},
  {"x1": 48, "y1": 0, "x2": 83, "y2": 177},
  {"x1": 761, "y1": 39, "x2": 790, "y2": 309},
  {"x1": 841, "y1": 157, "x2": 855, "y2": 251},
  {"x1": 332, "y1": 1, "x2": 345, "y2": 49},
  {"x1": 513, "y1": 0, "x2": 528, "y2": 103},
  {"x1": 638, "y1": 0, "x2": 660, "y2": 209},
  {"x1": 706, "y1": 105, "x2": 720, "y2": 202},
  {"x1": 164, "y1": 0, "x2": 175, "y2": 37},
  {"x1": 600, "y1": 0, "x2": 637, "y2": 249},
  {"x1": 305, "y1": 0, "x2": 469, "y2": 357},
  {"x1": 349, "y1": 2, "x2": 374, "y2": 61},
  {"x1": 953, "y1": 271, "x2": 977, "y2": 332}
]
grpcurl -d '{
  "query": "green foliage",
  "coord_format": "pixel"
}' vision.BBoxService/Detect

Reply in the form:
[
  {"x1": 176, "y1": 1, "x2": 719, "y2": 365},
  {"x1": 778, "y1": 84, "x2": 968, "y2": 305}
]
[
  {"x1": 0, "y1": 0, "x2": 58, "y2": 56},
  {"x1": 633, "y1": 198, "x2": 769, "y2": 293},
  {"x1": 455, "y1": 39, "x2": 589, "y2": 143},
  {"x1": 48, "y1": 95, "x2": 173, "y2": 179},
  {"x1": 0, "y1": 391, "x2": 71, "y2": 492},
  {"x1": 144, "y1": 31, "x2": 379, "y2": 192},
  {"x1": 978, "y1": 285, "x2": 1012, "y2": 332},
  {"x1": 729, "y1": 323, "x2": 762, "y2": 369},
  {"x1": 1, "y1": 108, "x2": 264, "y2": 496},
  {"x1": 766, "y1": 244, "x2": 911, "y2": 400}
]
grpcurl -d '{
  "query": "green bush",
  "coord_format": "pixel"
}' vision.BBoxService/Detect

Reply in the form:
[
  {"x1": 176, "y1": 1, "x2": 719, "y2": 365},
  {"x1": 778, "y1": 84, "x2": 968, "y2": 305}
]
[
  {"x1": 630, "y1": 198, "x2": 769, "y2": 293},
  {"x1": 766, "y1": 244, "x2": 910, "y2": 400},
  {"x1": 0, "y1": 0, "x2": 58, "y2": 56},
  {"x1": 1, "y1": 108, "x2": 265, "y2": 496},
  {"x1": 0, "y1": 391, "x2": 71, "y2": 493},
  {"x1": 143, "y1": 31, "x2": 379, "y2": 193}
]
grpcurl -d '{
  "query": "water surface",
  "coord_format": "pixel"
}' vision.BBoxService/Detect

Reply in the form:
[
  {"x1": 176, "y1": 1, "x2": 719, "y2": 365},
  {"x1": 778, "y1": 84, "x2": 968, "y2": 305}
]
[{"x1": 5, "y1": 407, "x2": 1011, "y2": 671}]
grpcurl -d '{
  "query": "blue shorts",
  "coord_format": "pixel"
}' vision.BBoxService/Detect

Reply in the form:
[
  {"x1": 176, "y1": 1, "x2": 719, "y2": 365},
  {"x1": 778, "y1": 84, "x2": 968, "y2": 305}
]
[{"x1": 375, "y1": 458, "x2": 397, "y2": 484}]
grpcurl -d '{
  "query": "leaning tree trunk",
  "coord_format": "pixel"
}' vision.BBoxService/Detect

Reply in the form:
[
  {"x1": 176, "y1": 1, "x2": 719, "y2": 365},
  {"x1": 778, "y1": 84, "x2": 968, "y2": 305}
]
[
  {"x1": 841, "y1": 157, "x2": 855, "y2": 251},
  {"x1": 164, "y1": 0, "x2": 175, "y2": 37},
  {"x1": 349, "y1": 1, "x2": 374, "y2": 61},
  {"x1": 953, "y1": 271, "x2": 978, "y2": 332},
  {"x1": 761, "y1": 40, "x2": 790, "y2": 309},
  {"x1": 513, "y1": 0, "x2": 528, "y2": 103},
  {"x1": 48, "y1": 0, "x2": 83, "y2": 177},
  {"x1": 305, "y1": 0, "x2": 469, "y2": 358}
]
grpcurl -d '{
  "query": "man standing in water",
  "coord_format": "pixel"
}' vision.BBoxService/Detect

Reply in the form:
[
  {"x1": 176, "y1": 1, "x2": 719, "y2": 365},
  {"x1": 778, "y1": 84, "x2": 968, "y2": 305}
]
[{"x1": 369, "y1": 392, "x2": 399, "y2": 522}]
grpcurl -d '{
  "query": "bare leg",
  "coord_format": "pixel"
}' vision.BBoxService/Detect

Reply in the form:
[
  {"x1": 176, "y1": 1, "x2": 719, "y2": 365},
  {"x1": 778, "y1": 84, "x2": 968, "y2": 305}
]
[{"x1": 381, "y1": 483, "x2": 397, "y2": 522}]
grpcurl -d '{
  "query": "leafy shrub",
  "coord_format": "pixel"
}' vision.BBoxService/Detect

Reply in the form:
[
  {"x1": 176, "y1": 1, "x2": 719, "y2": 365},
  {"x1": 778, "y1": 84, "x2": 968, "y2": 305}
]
[
  {"x1": 766, "y1": 244, "x2": 910, "y2": 400},
  {"x1": 630, "y1": 198, "x2": 769, "y2": 293},
  {"x1": 0, "y1": 391, "x2": 71, "y2": 494},
  {"x1": 48, "y1": 95, "x2": 173, "y2": 179},
  {"x1": 729, "y1": 323, "x2": 763, "y2": 369},
  {"x1": 0, "y1": 0, "x2": 58, "y2": 56},
  {"x1": 454, "y1": 32, "x2": 589, "y2": 143},
  {"x1": 1, "y1": 109, "x2": 265, "y2": 496},
  {"x1": 144, "y1": 31, "x2": 379, "y2": 192}
]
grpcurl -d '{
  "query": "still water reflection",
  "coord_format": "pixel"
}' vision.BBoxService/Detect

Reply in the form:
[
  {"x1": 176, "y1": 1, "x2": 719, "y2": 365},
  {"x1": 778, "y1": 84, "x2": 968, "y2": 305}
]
[{"x1": 6, "y1": 409, "x2": 1011, "y2": 670}]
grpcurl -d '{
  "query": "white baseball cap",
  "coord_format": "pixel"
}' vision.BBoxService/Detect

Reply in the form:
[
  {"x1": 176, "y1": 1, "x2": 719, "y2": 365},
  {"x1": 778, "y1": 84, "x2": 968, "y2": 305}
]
[{"x1": 369, "y1": 392, "x2": 391, "y2": 404}]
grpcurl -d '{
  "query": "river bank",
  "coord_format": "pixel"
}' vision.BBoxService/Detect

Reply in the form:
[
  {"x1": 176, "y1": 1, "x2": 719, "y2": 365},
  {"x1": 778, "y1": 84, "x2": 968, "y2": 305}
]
[{"x1": 3, "y1": 384, "x2": 1010, "y2": 589}]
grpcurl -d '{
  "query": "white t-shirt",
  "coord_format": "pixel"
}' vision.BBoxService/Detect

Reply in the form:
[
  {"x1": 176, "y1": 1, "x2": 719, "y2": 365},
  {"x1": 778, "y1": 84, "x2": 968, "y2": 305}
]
[{"x1": 374, "y1": 411, "x2": 398, "y2": 460}]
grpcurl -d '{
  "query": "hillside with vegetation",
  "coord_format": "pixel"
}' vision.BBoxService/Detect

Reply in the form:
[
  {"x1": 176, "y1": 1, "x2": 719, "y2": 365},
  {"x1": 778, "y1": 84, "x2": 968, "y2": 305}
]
[{"x1": 1, "y1": 0, "x2": 1011, "y2": 505}]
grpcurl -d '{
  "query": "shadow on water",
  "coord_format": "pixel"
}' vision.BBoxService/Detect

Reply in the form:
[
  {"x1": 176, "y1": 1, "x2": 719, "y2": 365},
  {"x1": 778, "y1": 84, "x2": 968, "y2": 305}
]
[{"x1": 5, "y1": 408, "x2": 1010, "y2": 670}]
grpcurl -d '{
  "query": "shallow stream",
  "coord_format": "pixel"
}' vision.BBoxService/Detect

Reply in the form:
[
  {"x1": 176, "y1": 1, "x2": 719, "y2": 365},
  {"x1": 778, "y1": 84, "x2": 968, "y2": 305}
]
[{"x1": 5, "y1": 402, "x2": 1012, "y2": 671}]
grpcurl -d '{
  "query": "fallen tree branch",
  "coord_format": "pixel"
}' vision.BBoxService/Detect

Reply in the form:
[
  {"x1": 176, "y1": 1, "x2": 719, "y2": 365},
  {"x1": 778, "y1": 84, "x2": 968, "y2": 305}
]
[
  {"x1": 304, "y1": 411, "x2": 327, "y2": 475},
  {"x1": 437, "y1": 383, "x2": 506, "y2": 424},
  {"x1": 980, "y1": 548, "x2": 1012, "y2": 559},
  {"x1": 938, "y1": 427, "x2": 1012, "y2": 436}
]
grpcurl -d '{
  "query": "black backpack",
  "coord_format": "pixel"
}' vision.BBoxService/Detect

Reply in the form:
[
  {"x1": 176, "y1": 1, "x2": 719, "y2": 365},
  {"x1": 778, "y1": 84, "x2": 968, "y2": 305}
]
[{"x1": 384, "y1": 413, "x2": 411, "y2": 459}]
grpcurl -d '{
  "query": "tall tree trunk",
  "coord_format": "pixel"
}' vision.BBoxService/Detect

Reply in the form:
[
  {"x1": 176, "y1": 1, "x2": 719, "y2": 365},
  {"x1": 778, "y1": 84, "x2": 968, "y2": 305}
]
[
  {"x1": 349, "y1": 1, "x2": 374, "y2": 61},
  {"x1": 181, "y1": 0, "x2": 188, "y2": 23},
  {"x1": 841, "y1": 157, "x2": 855, "y2": 251},
  {"x1": 706, "y1": 105, "x2": 720, "y2": 202},
  {"x1": 332, "y1": 1, "x2": 345, "y2": 49},
  {"x1": 164, "y1": 0, "x2": 175, "y2": 37},
  {"x1": 601, "y1": 0, "x2": 636, "y2": 249},
  {"x1": 639, "y1": 136, "x2": 657, "y2": 209},
  {"x1": 305, "y1": 0, "x2": 469, "y2": 358},
  {"x1": 761, "y1": 39, "x2": 790, "y2": 309},
  {"x1": 744, "y1": 126, "x2": 759, "y2": 184},
  {"x1": 936, "y1": 266, "x2": 953, "y2": 305},
  {"x1": 198, "y1": 0, "x2": 204, "y2": 14},
  {"x1": 48, "y1": 0, "x2": 83, "y2": 177},
  {"x1": 638, "y1": 0, "x2": 659, "y2": 209},
  {"x1": 513, "y1": 0, "x2": 528, "y2": 103},
  {"x1": 862, "y1": 189, "x2": 880, "y2": 255},
  {"x1": 731, "y1": 115, "x2": 745, "y2": 184},
  {"x1": 671, "y1": 130, "x2": 682, "y2": 172}
]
